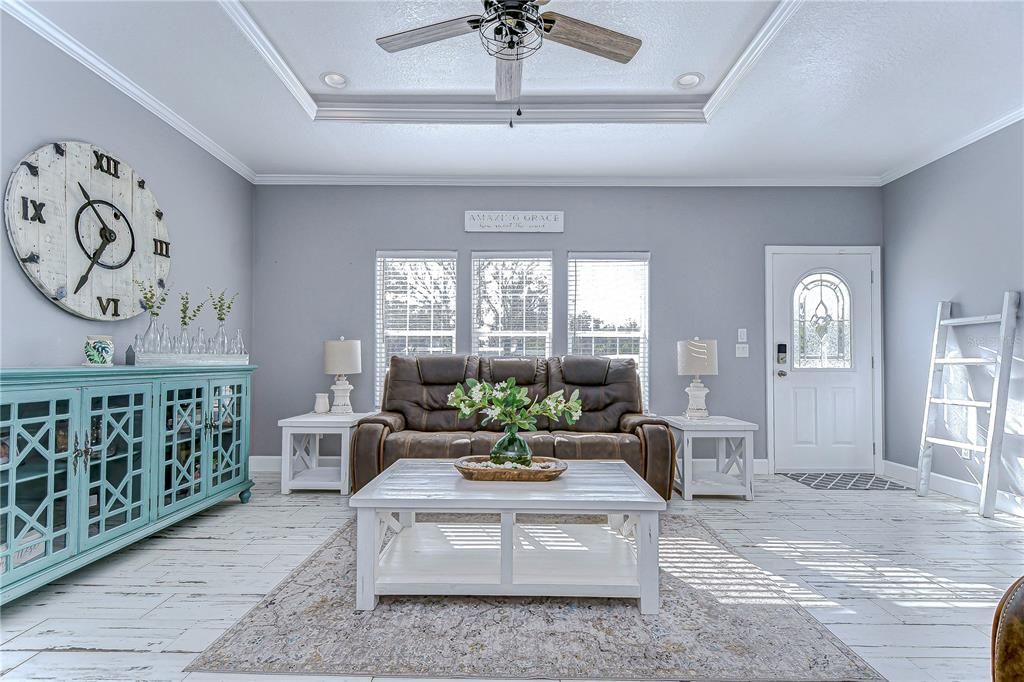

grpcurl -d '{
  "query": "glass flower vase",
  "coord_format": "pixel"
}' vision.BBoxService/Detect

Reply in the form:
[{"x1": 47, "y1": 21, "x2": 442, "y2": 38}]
[
  {"x1": 212, "y1": 322, "x2": 228, "y2": 354},
  {"x1": 142, "y1": 317, "x2": 160, "y2": 353},
  {"x1": 490, "y1": 425, "x2": 532, "y2": 466}
]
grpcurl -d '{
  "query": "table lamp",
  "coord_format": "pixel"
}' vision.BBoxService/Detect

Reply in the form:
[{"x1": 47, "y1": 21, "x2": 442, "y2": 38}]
[
  {"x1": 677, "y1": 338, "x2": 718, "y2": 419},
  {"x1": 324, "y1": 337, "x2": 361, "y2": 414}
]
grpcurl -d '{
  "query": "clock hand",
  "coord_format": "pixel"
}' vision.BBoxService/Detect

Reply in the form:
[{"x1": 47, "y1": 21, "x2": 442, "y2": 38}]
[
  {"x1": 77, "y1": 182, "x2": 115, "y2": 240},
  {"x1": 73, "y1": 235, "x2": 112, "y2": 295}
]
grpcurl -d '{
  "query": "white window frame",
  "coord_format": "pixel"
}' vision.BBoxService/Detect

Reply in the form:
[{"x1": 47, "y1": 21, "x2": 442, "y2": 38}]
[
  {"x1": 471, "y1": 251, "x2": 553, "y2": 358},
  {"x1": 567, "y1": 252, "x2": 650, "y2": 405},
  {"x1": 374, "y1": 250, "x2": 458, "y2": 406}
]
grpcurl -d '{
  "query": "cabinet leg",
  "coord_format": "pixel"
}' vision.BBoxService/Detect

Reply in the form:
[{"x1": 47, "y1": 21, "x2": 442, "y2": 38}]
[{"x1": 239, "y1": 489, "x2": 252, "y2": 504}]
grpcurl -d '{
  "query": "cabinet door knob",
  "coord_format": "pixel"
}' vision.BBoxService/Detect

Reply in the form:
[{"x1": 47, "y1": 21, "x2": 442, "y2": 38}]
[{"x1": 777, "y1": 370, "x2": 788, "y2": 377}]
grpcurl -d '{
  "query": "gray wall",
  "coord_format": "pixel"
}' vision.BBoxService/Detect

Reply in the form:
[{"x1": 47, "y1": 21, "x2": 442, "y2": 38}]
[
  {"x1": 882, "y1": 121, "x2": 1024, "y2": 495},
  {"x1": 251, "y1": 185, "x2": 882, "y2": 455},
  {"x1": 0, "y1": 19, "x2": 253, "y2": 367}
]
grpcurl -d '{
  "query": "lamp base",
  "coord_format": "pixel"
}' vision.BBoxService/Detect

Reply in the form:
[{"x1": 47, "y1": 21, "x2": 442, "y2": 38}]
[
  {"x1": 330, "y1": 374, "x2": 354, "y2": 415},
  {"x1": 685, "y1": 377, "x2": 710, "y2": 419}
]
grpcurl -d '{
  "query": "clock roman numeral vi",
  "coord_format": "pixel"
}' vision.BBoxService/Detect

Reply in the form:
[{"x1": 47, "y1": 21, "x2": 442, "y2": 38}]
[
  {"x1": 153, "y1": 238, "x2": 171, "y2": 258},
  {"x1": 97, "y1": 297, "x2": 121, "y2": 318},
  {"x1": 21, "y1": 196, "x2": 45, "y2": 223},
  {"x1": 92, "y1": 151, "x2": 120, "y2": 178}
]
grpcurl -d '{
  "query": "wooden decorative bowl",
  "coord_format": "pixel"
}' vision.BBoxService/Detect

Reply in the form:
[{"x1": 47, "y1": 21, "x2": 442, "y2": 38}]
[{"x1": 453, "y1": 456, "x2": 567, "y2": 482}]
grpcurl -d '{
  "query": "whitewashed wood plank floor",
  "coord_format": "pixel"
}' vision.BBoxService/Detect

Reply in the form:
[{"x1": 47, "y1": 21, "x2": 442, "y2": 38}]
[{"x1": 1, "y1": 473, "x2": 1021, "y2": 682}]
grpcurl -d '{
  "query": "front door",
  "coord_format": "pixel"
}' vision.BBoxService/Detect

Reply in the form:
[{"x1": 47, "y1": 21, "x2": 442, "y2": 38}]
[{"x1": 767, "y1": 248, "x2": 879, "y2": 472}]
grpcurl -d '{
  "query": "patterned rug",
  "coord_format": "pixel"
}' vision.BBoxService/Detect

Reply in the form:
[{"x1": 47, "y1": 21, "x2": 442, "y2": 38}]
[
  {"x1": 782, "y1": 472, "x2": 914, "y2": 491},
  {"x1": 188, "y1": 514, "x2": 881, "y2": 681}
]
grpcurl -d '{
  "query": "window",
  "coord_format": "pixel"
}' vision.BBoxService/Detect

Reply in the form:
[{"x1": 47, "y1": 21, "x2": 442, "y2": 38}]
[
  {"x1": 375, "y1": 252, "x2": 458, "y2": 405},
  {"x1": 568, "y1": 253, "x2": 650, "y2": 402},
  {"x1": 792, "y1": 271, "x2": 851, "y2": 369},
  {"x1": 471, "y1": 252, "x2": 552, "y2": 357}
]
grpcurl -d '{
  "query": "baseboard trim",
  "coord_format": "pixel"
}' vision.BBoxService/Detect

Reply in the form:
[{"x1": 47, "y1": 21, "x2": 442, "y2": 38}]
[{"x1": 882, "y1": 460, "x2": 1024, "y2": 517}]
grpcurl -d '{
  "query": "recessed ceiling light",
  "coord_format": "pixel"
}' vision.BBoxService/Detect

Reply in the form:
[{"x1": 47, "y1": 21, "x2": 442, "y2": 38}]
[
  {"x1": 321, "y1": 72, "x2": 348, "y2": 89},
  {"x1": 674, "y1": 72, "x2": 704, "y2": 90}
]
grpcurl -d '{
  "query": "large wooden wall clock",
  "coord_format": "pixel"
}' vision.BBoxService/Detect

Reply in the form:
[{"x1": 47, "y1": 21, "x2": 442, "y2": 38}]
[{"x1": 4, "y1": 141, "x2": 171, "y2": 320}]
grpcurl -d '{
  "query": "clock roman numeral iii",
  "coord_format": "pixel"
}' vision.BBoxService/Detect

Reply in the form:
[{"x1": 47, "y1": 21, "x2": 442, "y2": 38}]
[
  {"x1": 153, "y1": 238, "x2": 170, "y2": 258},
  {"x1": 92, "y1": 151, "x2": 120, "y2": 178},
  {"x1": 21, "y1": 196, "x2": 45, "y2": 223},
  {"x1": 97, "y1": 297, "x2": 120, "y2": 318}
]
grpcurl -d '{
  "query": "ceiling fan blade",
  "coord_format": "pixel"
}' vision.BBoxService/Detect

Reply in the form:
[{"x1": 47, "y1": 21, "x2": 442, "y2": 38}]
[
  {"x1": 540, "y1": 11, "x2": 642, "y2": 64},
  {"x1": 376, "y1": 15, "x2": 481, "y2": 53},
  {"x1": 495, "y1": 59, "x2": 523, "y2": 102}
]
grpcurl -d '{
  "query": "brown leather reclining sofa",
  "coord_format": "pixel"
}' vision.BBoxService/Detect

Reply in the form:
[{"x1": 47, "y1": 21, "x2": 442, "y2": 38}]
[{"x1": 351, "y1": 354, "x2": 675, "y2": 499}]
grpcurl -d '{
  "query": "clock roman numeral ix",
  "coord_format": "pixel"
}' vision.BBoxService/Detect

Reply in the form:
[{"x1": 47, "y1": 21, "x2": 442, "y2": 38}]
[
  {"x1": 97, "y1": 297, "x2": 120, "y2": 318},
  {"x1": 21, "y1": 196, "x2": 45, "y2": 223},
  {"x1": 92, "y1": 151, "x2": 120, "y2": 178},
  {"x1": 153, "y1": 238, "x2": 170, "y2": 258}
]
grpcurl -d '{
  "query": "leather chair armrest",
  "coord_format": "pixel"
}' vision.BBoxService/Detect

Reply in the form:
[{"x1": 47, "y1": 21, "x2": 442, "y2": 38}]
[
  {"x1": 351, "y1": 422, "x2": 390, "y2": 492},
  {"x1": 632, "y1": 422, "x2": 675, "y2": 501},
  {"x1": 619, "y1": 413, "x2": 668, "y2": 433},
  {"x1": 357, "y1": 411, "x2": 405, "y2": 432}
]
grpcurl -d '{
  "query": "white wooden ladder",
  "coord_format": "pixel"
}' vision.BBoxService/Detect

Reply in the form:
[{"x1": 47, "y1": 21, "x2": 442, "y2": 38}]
[{"x1": 917, "y1": 291, "x2": 1020, "y2": 517}]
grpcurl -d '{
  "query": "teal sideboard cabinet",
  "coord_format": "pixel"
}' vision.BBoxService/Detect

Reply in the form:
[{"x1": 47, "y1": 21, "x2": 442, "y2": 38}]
[{"x1": 0, "y1": 365, "x2": 255, "y2": 603}]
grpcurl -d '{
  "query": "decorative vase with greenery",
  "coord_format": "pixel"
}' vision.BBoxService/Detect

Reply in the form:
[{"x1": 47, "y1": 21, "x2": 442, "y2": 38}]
[
  {"x1": 208, "y1": 289, "x2": 239, "y2": 354},
  {"x1": 448, "y1": 378, "x2": 582, "y2": 466},
  {"x1": 136, "y1": 280, "x2": 169, "y2": 353},
  {"x1": 177, "y1": 292, "x2": 205, "y2": 353}
]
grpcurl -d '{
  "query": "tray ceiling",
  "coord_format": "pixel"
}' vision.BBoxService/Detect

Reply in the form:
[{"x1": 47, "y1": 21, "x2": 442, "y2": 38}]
[{"x1": 6, "y1": 0, "x2": 1023, "y2": 184}]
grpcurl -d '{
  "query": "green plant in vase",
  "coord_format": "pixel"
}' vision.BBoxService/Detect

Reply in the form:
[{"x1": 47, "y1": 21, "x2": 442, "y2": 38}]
[
  {"x1": 208, "y1": 288, "x2": 239, "y2": 354},
  {"x1": 448, "y1": 378, "x2": 582, "y2": 466},
  {"x1": 177, "y1": 292, "x2": 205, "y2": 353},
  {"x1": 136, "y1": 279, "x2": 170, "y2": 353}
]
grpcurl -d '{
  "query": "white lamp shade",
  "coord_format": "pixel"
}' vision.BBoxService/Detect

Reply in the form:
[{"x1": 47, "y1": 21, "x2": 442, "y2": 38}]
[
  {"x1": 324, "y1": 338, "x2": 361, "y2": 375},
  {"x1": 677, "y1": 338, "x2": 718, "y2": 376}
]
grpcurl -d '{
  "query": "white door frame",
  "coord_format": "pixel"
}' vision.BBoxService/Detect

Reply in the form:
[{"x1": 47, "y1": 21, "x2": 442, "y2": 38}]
[{"x1": 764, "y1": 246, "x2": 884, "y2": 475}]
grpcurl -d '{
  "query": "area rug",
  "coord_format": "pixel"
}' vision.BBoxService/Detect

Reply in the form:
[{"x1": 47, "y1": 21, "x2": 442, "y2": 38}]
[
  {"x1": 782, "y1": 472, "x2": 913, "y2": 491},
  {"x1": 188, "y1": 514, "x2": 881, "y2": 681}
]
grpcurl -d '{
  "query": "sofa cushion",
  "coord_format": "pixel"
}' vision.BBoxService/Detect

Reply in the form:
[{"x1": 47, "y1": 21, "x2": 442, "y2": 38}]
[
  {"x1": 382, "y1": 430, "x2": 473, "y2": 468},
  {"x1": 548, "y1": 356, "x2": 642, "y2": 432},
  {"x1": 383, "y1": 355, "x2": 480, "y2": 431},
  {"x1": 480, "y1": 357, "x2": 550, "y2": 431},
  {"x1": 470, "y1": 430, "x2": 555, "y2": 457},
  {"x1": 551, "y1": 431, "x2": 643, "y2": 476}
]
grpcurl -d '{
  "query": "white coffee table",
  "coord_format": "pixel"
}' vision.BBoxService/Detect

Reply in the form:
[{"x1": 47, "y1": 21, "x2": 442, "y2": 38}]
[{"x1": 348, "y1": 459, "x2": 666, "y2": 614}]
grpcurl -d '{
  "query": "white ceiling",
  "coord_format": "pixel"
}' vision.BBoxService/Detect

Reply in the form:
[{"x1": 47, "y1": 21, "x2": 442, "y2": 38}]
[{"x1": 10, "y1": 0, "x2": 1024, "y2": 185}]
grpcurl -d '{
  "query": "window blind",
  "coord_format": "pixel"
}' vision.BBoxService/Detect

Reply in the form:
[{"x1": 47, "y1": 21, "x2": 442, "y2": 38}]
[
  {"x1": 471, "y1": 252, "x2": 552, "y2": 358},
  {"x1": 374, "y1": 252, "x2": 458, "y2": 406},
  {"x1": 567, "y1": 253, "x2": 650, "y2": 405}
]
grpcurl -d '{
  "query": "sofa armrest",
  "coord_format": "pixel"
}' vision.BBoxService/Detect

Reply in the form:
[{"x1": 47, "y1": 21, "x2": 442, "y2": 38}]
[
  {"x1": 357, "y1": 411, "x2": 406, "y2": 432},
  {"x1": 619, "y1": 413, "x2": 668, "y2": 433}
]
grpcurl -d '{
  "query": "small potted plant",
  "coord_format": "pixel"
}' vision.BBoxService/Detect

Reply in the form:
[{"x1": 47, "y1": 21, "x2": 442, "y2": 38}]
[
  {"x1": 448, "y1": 378, "x2": 582, "y2": 466},
  {"x1": 136, "y1": 279, "x2": 169, "y2": 353},
  {"x1": 208, "y1": 288, "x2": 239, "y2": 354}
]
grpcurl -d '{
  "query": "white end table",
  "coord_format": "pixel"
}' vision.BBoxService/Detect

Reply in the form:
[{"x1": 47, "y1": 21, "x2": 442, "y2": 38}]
[
  {"x1": 661, "y1": 416, "x2": 759, "y2": 501},
  {"x1": 278, "y1": 412, "x2": 375, "y2": 494}
]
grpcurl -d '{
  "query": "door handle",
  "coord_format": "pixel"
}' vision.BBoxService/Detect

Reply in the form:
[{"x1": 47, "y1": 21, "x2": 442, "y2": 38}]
[{"x1": 777, "y1": 370, "x2": 788, "y2": 377}]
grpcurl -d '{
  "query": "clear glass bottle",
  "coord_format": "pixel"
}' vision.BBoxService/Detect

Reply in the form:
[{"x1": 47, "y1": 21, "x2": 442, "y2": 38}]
[
  {"x1": 142, "y1": 317, "x2": 160, "y2": 354},
  {"x1": 193, "y1": 326, "x2": 207, "y2": 354},
  {"x1": 233, "y1": 329, "x2": 246, "y2": 355},
  {"x1": 178, "y1": 327, "x2": 190, "y2": 354},
  {"x1": 212, "y1": 322, "x2": 228, "y2": 354},
  {"x1": 133, "y1": 333, "x2": 144, "y2": 356},
  {"x1": 159, "y1": 323, "x2": 172, "y2": 353}
]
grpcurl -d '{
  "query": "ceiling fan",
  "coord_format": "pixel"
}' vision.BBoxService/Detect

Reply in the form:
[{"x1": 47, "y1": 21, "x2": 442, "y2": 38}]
[{"x1": 376, "y1": 0, "x2": 642, "y2": 103}]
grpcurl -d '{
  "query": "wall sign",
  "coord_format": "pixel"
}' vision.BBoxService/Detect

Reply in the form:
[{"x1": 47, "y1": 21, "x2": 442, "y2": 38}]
[
  {"x1": 4, "y1": 141, "x2": 170, "y2": 320},
  {"x1": 465, "y1": 210, "x2": 564, "y2": 233}
]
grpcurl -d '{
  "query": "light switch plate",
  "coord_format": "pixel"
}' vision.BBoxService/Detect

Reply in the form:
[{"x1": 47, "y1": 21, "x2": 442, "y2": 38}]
[
  {"x1": 736, "y1": 343, "x2": 749, "y2": 358},
  {"x1": 737, "y1": 328, "x2": 748, "y2": 342}
]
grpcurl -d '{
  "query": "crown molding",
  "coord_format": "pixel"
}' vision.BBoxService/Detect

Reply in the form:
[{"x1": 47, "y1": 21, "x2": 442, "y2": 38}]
[
  {"x1": 314, "y1": 96, "x2": 707, "y2": 124},
  {"x1": 251, "y1": 174, "x2": 883, "y2": 187},
  {"x1": 704, "y1": 0, "x2": 804, "y2": 121},
  {"x1": 217, "y1": 0, "x2": 318, "y2": 119},
  {"x1": 879, "y1": 107, "x2": 1024, "y2": 185},
  {"x1": 3, "y1": 0, "x2": 257, "y2": 183}
]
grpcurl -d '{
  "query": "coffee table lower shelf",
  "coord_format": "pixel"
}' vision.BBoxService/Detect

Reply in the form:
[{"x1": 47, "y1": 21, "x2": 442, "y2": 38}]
[{"x1": 356, "y1": 513, "x2": 660, "y2": 613}]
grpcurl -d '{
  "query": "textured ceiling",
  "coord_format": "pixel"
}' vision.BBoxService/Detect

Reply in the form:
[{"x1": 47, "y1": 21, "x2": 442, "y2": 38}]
[{"x1": 13, "y1": 0, "x2": 1024, "y2": 183}]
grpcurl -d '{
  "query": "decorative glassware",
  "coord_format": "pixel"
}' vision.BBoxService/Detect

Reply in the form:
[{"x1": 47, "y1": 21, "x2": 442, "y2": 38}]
[
  {"x1": 142, "y1": 317, "x2": 160, "y2": 354},
  {"x1": 133, "y1": 333, "x2": 144, "y2": 356},
  {"x1": 212, "y1": 322, "x2": 228, "y2": 354},
  {"x1": 233, "y1": 329, "x2": 246, "y2": 355},
  {"x1": 490, "y1": 425, "x2": 533, "y2": 466},
  {"x1": 159, "y1": 323, "x2": 172, "y2": 353},
  {"x1": 193, "y1": 327, "x2": 207, "y2": 354},
  {"x1": 177, "y1": 327, "x2": 191, "y2": 354}
]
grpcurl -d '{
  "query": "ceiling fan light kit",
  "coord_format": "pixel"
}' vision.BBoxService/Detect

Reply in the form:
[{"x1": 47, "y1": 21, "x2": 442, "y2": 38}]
[{"x1": 376, "y1": 0, "x2": 642, "y2": 104}]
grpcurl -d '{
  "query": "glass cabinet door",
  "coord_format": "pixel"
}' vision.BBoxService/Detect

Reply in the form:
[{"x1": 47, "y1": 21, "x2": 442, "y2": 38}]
[
  {"x1": 0, "y1": 390, "x2": 78, "y2": 581},
  {"x1": 158, "y1": 381, "x2": 206, "y2": 516},
  {"x1": 80, "y1": 385, "x2": 150, "y2": 549},
  {"x1": 209, "y1": 379, "x2": 247, "y2": 493}
]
